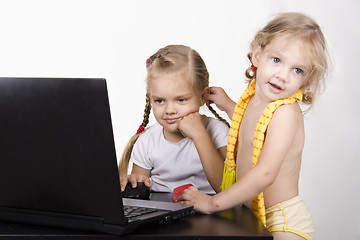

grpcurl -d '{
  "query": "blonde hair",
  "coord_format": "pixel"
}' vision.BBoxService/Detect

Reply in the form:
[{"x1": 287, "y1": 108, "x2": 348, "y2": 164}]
[
  {"x1": 245, "y1": 12, "x2": 328, "y2": 105},
  {"x1": 119, "y1": 45, "x2": 229, "y2": 177}
]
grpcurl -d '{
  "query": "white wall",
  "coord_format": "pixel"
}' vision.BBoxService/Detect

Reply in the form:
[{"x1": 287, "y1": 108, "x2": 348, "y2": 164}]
[{"x1": 0, "y1": 0, "x2": 358, "y2": 239}]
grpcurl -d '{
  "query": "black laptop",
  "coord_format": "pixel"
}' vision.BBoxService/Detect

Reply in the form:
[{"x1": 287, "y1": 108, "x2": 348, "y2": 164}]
[{"x1": 0, "y1": 77, "x2": 193, "y2": 235}]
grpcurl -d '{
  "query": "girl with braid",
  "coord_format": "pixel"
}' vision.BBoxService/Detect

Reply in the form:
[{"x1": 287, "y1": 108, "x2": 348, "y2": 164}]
[
  {"x1": 119, "y1": 45, "x2": 229, "y2": 194},
  {"x1": 178, "y1": 13, "x2": 328, "y2": 240}
]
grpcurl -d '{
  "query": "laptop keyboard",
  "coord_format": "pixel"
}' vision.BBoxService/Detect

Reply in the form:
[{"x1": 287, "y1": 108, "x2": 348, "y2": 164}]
[{"x1": 124, "y1": 206, "x2": 159, "y2": 219}]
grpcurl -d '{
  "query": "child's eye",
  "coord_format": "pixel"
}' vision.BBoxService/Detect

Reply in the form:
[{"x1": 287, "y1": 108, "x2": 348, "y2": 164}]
[
  {"x1": 178, "y1": 98, "x2": 187, "y2": 103},
  {"x1": 294, "y1": 68, "x2": 303, "y2": 75},
  {"x1": 272, "y1": 57, "x2": 280, "y2": 63},
  {"x1": 154, "y1": 99, "x2": 164, "y2": 104}
]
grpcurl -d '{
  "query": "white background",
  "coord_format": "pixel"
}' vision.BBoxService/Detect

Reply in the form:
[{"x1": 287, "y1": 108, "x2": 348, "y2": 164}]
[{"x1": 0, "y1": 0, "x2": 359, "y2": 239}]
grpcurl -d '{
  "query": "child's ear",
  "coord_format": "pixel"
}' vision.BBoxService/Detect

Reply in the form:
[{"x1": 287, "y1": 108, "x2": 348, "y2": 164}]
[
  {"x1": 200, "y1": 87, "x2": 210, "y2": 105},
  {"x1": 251, "y1": 46, "x2": 262, "y2": 68}
]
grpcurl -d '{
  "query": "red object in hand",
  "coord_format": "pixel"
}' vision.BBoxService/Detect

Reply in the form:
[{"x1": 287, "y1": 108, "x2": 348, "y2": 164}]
[{"x1": 172, "y1": 184, "x2": 194, "y2": 203}]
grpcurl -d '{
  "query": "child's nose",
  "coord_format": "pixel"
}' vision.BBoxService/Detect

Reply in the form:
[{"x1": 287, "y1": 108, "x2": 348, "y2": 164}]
[
  {"x1": 165, "y1": 103, "x2": 177, "y2": 115},
  {"x1": 275, "y1": 66, "x2": 289, "y2": 81}
]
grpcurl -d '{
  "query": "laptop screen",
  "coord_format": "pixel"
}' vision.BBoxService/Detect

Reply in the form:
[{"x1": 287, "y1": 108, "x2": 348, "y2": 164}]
[{"x1": 0, "y1": 77, "x2": 126, "y2": 225}]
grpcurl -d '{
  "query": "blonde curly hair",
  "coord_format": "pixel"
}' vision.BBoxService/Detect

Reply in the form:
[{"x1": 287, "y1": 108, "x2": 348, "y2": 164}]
[{"x1": 245, "y1": 12, "x2": 329, "y2": 105}]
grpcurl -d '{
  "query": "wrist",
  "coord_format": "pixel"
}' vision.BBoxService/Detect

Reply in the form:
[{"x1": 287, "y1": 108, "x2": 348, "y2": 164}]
[
  {"x1": 191, "y1": 129, "x2": 210, "y2": 144},
  {"x1": 225, "y1": 101, "x2": 236, "y2": 117},
  {"x1": 207, "y1": 195, "x2": 219, "y2": 214},
  {"x1": 188, "y1": 123, "x2": 208, "y2": 141}
]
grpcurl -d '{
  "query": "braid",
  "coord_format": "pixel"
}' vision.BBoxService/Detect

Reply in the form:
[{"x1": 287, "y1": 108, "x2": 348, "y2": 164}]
[
  {"x1": 146, "y1": 48, "x2": 170, "y2": 68},
  {"x1": 208, "y1": 105, "x2": 230, "y2": 128},
  {"x1": 302, "y1": 90, "x2": 313, "y2": 104},
  {"x1": 141, "y1": 95, "x2": 151, "y2": 127},
  {"x1": 245, "y1": 66, "x2": 256, "y2": 81},
  {"x1": 118, "y1": 95, "x2": 151, "y2": 177},
  {"x1": 245, "y1": 53, "x2": 256, "y2": 82}
]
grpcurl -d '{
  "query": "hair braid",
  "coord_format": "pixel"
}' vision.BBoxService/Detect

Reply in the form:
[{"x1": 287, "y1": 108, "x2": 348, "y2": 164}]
[
  {"x1": 245, "y1": 53, "x2": 256, "y2": 82},
  {"x1": 208, "y1": 105, "x2": 230, "y2": 128},
  {"x1": 141, "y1": 95, "x2": 151, "y2": 127},
  {"x1": 118, "y1": 95, "x2": 151, "y2": 177}
]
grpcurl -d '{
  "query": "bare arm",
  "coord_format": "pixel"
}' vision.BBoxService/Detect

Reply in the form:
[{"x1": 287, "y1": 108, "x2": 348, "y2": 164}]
[
  {"x1": 179, "y1": 104, "x2": 302, "y2": 213},
  {"x1": 178, "y1": 112, "x2": 226, "y2": 192},
  {"x1": 179, "y1": 162, "x2": 276, "y2": 213},
  {"x1": 203, "y1": 87, "x2": 236, "y2": 119}
]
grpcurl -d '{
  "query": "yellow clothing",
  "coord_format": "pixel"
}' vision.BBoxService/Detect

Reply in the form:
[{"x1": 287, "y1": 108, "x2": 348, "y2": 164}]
[
  {"x1": 266, "y1": 196, "x2": 315, "y2": 240},
  {"x1": 221, "y1": 80, "x2": 303, "y2": 226}
]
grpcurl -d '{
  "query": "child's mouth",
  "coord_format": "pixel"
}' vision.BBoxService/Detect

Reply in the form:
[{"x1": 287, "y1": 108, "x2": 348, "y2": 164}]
[
  {"x1": 165, "y1": 118, "x2": 180, "y2": 124},
  {"x1": 269, "y1": 83, "x2": 283, "y2": 92}
]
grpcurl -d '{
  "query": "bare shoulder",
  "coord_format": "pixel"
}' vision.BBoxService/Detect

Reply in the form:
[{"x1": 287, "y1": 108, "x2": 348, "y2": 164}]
[
  {"x1": 271, "y1": 102, "x2": 303, "y2": 126},
  {"x1": 266, "y1": 102, "x2": 304, "y2": 143}
]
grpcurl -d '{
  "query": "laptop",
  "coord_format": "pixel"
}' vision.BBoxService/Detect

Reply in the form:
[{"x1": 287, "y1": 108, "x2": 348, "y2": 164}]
[{"x1": 0, "y1": 77, "x2": 193, "y2": 235}]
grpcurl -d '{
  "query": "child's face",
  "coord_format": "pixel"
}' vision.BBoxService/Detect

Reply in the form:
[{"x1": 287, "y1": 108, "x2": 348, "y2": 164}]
[
  {"x1": 252, "y1": 35, "x2": 311, "y2": 102},
  {"x1": 148, "y1": 71, "x2": 203, "y2": 142}
]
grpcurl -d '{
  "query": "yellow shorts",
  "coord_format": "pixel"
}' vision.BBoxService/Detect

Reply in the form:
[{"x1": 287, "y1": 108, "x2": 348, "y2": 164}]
[{"x1": 265, "y1": 196, "x2": 315, "y2": 240}]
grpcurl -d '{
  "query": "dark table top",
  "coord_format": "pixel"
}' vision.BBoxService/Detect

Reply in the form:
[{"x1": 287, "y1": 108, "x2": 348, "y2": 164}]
[{"x1": 0, "y1": 193, "x2": 272, "y2": 239}]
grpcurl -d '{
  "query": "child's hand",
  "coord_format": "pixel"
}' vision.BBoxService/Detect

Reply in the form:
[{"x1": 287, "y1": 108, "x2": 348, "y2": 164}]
[
  {"x1": 203, "y1": 87, "x2": 230, "y2": 110},
  {"x1": 177, "y1": 186, "x2": 213, "y2": 214},
  {"x1": 178, "y1": 112, "x2": 206, "y2": 140},
  {"x1": 203, "y1": 87, "x2": 235, "y2": 117},
  {"x1": 120, "y1": 174, "x2": 151, "y2": 192}
]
